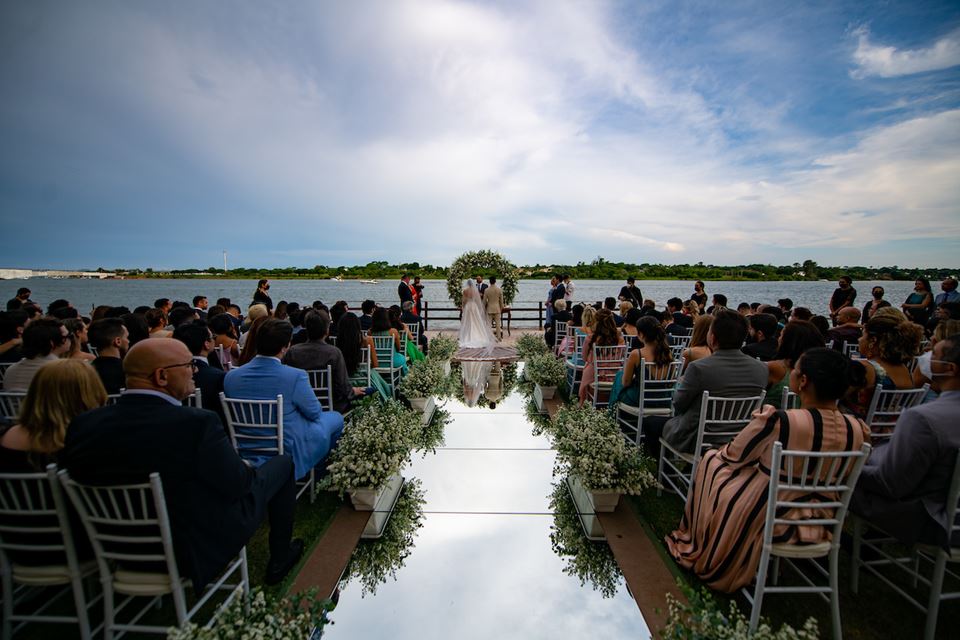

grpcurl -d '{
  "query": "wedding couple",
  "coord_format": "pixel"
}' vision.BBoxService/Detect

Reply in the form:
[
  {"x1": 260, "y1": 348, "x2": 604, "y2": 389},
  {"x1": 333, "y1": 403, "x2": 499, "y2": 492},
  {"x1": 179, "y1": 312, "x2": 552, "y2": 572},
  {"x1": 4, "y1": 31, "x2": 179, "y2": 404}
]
[{"x1": 458, "y1": 277, "x2": 504, "y2": 350}]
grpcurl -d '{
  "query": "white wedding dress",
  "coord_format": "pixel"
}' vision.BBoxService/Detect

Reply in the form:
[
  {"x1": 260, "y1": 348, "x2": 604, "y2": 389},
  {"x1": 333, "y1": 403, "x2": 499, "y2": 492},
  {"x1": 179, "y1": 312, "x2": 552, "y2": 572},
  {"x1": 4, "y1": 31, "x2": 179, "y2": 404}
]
[{"x1": 458, "y1": 281, "x2": 497, "y2": 350}]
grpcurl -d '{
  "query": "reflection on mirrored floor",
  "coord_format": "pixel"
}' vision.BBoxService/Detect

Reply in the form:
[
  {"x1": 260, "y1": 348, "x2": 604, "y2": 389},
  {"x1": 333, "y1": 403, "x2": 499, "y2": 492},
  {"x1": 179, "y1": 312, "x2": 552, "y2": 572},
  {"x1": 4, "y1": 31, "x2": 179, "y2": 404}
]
[{"x1": 328, "y1": 386, "x2": 650, "y2": 639}]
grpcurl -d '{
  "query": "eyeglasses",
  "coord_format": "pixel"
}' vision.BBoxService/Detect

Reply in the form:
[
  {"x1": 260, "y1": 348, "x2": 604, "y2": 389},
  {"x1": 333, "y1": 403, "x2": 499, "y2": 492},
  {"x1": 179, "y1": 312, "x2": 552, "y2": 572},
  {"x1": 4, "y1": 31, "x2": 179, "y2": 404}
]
[{"x1": 158, "y1": 361, "x2": 198, "y2": 373}]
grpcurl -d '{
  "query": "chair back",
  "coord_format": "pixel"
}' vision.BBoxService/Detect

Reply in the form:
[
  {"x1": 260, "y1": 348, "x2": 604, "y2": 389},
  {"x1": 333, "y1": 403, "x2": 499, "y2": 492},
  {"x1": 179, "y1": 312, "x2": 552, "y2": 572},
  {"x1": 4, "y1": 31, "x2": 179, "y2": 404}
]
[
  {"x1": 349, "y1": 346, "x2": 372, "y2": 387},
  {"x1": 761, "y1": 441, "x2": 870, "y2": 553},
  {"x1": 88, "y1": 346, "x2": 99, "y2": 358},
  {"x1": 371, "y1": 335, "x2": 398, "y2": 370},
  {"x1": 214, "y1": 344, "x2": 232, "y2": 371},
  {"x1": 691, "y1": 390, "x2": 767, "y2": 476},
  {"x1": 864, "y1": 384, "x2": 929, "y2": 441},
  {"x1": 640, "y1": 359, "x2": 683, "y2": 411},
  {"x1": 946, "y1": 450, "x2": 960, "y2": 552},
  {"x1": 182, "y1": 388, "x2": 202, "y2": 408},
  {"x1": 407, "y1": 323, "x2": 420, "y2": 347},
  {"x1": 593, "y1": 345, "x2": 628, "y2": 381},
  {"x1": 553, "y1": 321, "x2": 568, "y2": 351},
  {"x1": 105, "y1": 393, "x2": 123, "y2": 406},
  {"x1": 326, "y1": 335, "x2": 337, "y2": 346},
  {"x1": 669, "y1": 333, "x2": 693, "y2": 349},
  {"x1": 0, "y1": 465, "x2": 82, "y2": 575},
  {"x1": 568, "y1": 331, "x2": 587, "y2": 364},
  {"x1": 0, "y1": 391, "x2": 26, "y2": 421},
  {"x1": 905, "y1": 355, "x2": 920, "y2": 375},
  {"x1": 843, "y1": 342, "x2": 860, "y2": 359},
  {"x1": 219, "y1": 393, "x2": 284, "y2": 458},
  {"x1": 781, "y1": 388, "x2": 800, "y2": 410},
  {"x1": 306, "y1": 366, "x2": 335, "y2": 412},
  {"x1": 0, "y1": 362, "x2": 12, "y2": 385},
  {"x1": 59, "y1": 470, "x2": 181, "y2": 590},
  {"x1": 670, "y1": 344, "x2": 686, "y2": 362}
]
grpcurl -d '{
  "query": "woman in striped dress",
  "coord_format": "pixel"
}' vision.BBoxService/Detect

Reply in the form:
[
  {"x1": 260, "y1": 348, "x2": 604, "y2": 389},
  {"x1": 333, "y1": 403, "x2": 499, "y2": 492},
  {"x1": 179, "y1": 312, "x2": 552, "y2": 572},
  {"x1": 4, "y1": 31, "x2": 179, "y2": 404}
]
[{"x1": 666, "y1": 348, "x2": 870, "y2": 592}]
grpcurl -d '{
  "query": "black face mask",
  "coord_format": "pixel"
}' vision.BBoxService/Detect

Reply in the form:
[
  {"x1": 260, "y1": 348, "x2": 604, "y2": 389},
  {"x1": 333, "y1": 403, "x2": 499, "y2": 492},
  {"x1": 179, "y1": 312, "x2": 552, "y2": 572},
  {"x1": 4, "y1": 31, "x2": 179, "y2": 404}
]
[{"x1": 873, "y1": 291, "x2": 883, "y2": 299}]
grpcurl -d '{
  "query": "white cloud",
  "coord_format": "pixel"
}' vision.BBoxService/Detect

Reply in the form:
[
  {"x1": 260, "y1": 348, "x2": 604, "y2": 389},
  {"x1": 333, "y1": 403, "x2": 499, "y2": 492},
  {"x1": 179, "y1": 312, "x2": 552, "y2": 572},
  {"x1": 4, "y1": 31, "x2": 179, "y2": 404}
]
[{"x1": 851, "y1": 26, "x2": 960, "y2": 79}]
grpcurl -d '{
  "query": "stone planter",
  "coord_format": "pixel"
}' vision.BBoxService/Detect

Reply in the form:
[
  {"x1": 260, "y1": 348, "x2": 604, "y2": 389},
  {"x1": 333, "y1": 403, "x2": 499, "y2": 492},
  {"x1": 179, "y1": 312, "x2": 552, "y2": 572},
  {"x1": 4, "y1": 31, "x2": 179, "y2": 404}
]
[
  {"x1": 359, "y1": 474, "x2": 405, "y2": 539},
  {"x1": 409, "y1": 396, "x2": 430, "y2": 412},
  {"x1": 567, "y1": 473, "x2": 621, "y2": 513},
  {"x1": 349, "y1": 473, "x2": 404, "y2": 512},
  {"x1": 535, "y1": 384, "x2": 557, "y2": 400}
]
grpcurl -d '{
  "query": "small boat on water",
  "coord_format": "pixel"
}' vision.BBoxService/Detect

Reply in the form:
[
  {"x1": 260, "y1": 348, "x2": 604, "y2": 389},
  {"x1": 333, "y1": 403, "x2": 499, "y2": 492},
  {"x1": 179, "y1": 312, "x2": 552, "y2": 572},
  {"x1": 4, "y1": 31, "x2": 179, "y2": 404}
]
[
  {"x1": 330, "y1": 276, "x2": 343, "y2": 281},
  {"x1": 360, "y1": 279, "x2": 379, "y2": 285}
]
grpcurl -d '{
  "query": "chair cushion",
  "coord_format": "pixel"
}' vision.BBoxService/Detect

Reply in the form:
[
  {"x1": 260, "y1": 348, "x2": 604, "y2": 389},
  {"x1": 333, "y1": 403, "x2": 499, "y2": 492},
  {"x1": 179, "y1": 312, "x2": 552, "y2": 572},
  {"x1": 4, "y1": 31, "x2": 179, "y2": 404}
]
[
  {"x1": 113, "y1": 569, "x2": 178, "y2": 595},
  {"x1": 13, "y1": 561, "x2": 96, "y2": 585},
  {"x1": 771, "y1": 541, "x2": 832, "y2": 558}
]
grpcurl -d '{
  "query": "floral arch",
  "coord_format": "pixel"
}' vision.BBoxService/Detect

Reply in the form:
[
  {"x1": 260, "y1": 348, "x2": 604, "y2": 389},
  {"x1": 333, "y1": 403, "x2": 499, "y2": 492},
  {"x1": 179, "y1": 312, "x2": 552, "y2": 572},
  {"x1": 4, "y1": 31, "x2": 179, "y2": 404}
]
[{"x1": 445, "y1": 250, "x2": 520, "y2": 307}]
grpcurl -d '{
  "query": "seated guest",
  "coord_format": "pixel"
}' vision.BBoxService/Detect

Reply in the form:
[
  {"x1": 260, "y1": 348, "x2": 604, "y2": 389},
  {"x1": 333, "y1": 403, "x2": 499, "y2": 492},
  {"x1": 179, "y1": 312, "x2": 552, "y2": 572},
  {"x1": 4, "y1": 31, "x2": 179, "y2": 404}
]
[
  {"x1": 609, "y1": 317, "x2": 674, "y2": 410},
  {"x1": 370, "y1": 307, "x2": 409, "y2": 374},
  {"x1": 64, "y1": 318, "x2": 96, "y2": 362},
  {"x1": 173, "y1": 320, "x2": 226, "y2": 425},
  {"x1": 681, "y1": 300, "x2": 700, "y2": 323},
  {"x1": 336, "y1": 312, "x2": 391, "y2": 400},
  {"x1": 88, "y1": 318, "x2": 130, "y2": 394},
  {"x1": 146, "y1": 308, "x2": 173, "y2": 338},
  {"x1": 225, "y1": 319, "x2": 345, "y2": 480},
  {"x1": 288, "y1": 310, "x2": 309, "y2": 346},
  {"x1": 841, "y1": 312, "x2": 921, "y2": 419},
  {"x1": 742, "y1": 313, "x2": 779, "y2": 361},
  {"x1": 791, "y1": 306, "x2": 813, "y2": 322},
  {"x1": 206, "y1": 304, "x2": 226, "y2": 320},
  {"x1": 3, "y1": 318, "x2": 71, "y2": 392},
  {"x1": 6, "y1": 287, "x2": 32, "y2": 311},
  {"x1": 863, "y1": 286, "x2": 891, "y2": 322},
  {"x1": 401, "y1": 300, "x2": 429, "y2": 353},
  {"x1": 604, "y1": 297, "x2": 624, "y2": 327},
  {"x1": 329, "y1": 301, "x2": 348, "y2": 339},
  {"x1": 665, "y1": 298, "x2": 691, "y2": 330},
  {"x1": 237, "y1": 315, "x2": 271, "y2": 366},
  {"x1": 737, "y1": 302, "x2": 752, "y2": 316},
  {"x1": 765, "y1": 320, "x2": 825, "y2": 401},
  {"x1": 935, "y1": 277, "x2": 960, "y2": 306},
  {"x1": 578, "y1": 309, "x2": 624, "y2": 406},
  {"x1": 647, "y1": 310, "x2": 767, "y2": 459},
  {"x1": 811, "y1": 315, "x2": 831, "y2": 340},
  {"x1": 61, "y1": 339, "x2": 303, "y2": 587},
  {"x1": 618, "y1": 300, "x2": 633, "y2": 325},
  {"x1": 667, "y1": 348, "x2": 870, "y2": 591},
  {"x1": 154, "y1": 298, "x2": 172, "y2": 315},
  {"x1": 852, "y1": 334, "x2": 960, "y2": 548},
  {"x1": 913, "y1": 319, "x2": 960, "y2": 390},
  {"x1": 1, "y1": 359, "x2": 107, "y2": 472},
  {"x1": 544, "y1": 299, "x2": 572, "y2": 349},
  {"x1": 122, "y1": 313, "x2": 150, "y2": 346},
  {"x1": 359, "y1": 300, "x2": 376, "y2": 332},
  {"x1": 0, "y1": 310, "x2": 28, "y2": 362},
  {"x1": 192, "y1": 296, "x2": 209, "y2": 320},
  {"x1": 621, "y1": 307, "x2": 642, "y2": 350},
  {"x1": 389, "y1": 305, "x2": 424, "y2": 362},
  {"x1": 706, "y1": 293, "x2": 727, "y2": 315},
  {"x1": 283, "y1": 311, "x2": 366, "y2": 413},
  {"x1": 681, "y1": 315, "x2": 713, "y2": 367},
  {"x1": 777, "y1": 298, "x2": 793, "y2": 316},
  {"x1": 827, "y1": 307, "x2": 861, "y2": 351},
  {"x1": 210, "y1": 313, "x2": 240, "y2": 366}
]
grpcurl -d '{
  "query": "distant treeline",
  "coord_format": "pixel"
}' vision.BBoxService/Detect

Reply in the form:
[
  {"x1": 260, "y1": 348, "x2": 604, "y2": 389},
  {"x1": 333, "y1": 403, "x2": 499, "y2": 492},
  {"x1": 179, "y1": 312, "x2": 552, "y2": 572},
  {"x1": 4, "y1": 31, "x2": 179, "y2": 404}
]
[{"x1": 115, "y1": 258, "x2": 955, "y2": 282}]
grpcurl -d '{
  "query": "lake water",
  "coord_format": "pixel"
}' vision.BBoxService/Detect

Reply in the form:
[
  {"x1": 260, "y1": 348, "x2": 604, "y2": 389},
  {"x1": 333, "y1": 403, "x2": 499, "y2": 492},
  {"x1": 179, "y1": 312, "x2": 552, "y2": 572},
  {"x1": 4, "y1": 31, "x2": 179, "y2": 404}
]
[{"x1": 2, "y1": 278, "x2": 918, "y2": 328}]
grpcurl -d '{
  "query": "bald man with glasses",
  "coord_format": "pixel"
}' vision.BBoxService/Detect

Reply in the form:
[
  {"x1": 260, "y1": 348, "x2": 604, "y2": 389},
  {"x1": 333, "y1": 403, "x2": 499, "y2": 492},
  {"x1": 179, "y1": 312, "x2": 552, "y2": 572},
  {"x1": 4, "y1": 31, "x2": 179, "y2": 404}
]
[{"x1": 61, "y1": 339, "x2": 303, "y2": 589}]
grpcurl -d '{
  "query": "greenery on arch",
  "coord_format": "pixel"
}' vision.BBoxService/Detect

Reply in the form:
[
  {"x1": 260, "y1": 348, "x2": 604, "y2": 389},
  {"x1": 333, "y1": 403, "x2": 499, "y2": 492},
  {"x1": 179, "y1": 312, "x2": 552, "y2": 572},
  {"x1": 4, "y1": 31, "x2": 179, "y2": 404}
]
[{"x1": 446, "y1": 249, "x2": 520, "y2": 307}]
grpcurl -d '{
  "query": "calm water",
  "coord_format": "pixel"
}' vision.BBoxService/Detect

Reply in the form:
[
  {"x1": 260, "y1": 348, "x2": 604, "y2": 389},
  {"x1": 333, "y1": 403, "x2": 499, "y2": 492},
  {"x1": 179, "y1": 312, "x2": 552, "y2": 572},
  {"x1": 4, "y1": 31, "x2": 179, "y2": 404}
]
[{"x1": 2, "y1": 278, "x2": 919, "y2": 326}]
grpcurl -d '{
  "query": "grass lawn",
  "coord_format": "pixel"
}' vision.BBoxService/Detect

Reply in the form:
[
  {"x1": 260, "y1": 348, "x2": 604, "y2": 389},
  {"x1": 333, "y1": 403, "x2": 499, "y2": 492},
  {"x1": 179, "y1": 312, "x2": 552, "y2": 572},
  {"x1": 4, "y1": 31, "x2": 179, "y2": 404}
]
[{"x1": 628, "y1": 492, "x2": 959, "y2": 639}]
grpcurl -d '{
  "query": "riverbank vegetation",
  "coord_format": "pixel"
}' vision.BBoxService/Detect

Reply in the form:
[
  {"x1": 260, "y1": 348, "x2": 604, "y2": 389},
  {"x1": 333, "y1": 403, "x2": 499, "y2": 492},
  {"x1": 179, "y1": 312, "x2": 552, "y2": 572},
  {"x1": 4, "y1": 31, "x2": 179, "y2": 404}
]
[{"x1": 110, "y1": 258, "x2": 954, "y2": 282}]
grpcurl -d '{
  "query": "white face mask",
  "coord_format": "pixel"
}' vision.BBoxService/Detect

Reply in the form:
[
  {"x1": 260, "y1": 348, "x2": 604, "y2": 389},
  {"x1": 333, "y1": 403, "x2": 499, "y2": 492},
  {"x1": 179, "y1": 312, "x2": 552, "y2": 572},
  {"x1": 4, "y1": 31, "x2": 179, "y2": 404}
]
[{"x1": 929, "y1": 360, "x2": 956, "y2": 377}]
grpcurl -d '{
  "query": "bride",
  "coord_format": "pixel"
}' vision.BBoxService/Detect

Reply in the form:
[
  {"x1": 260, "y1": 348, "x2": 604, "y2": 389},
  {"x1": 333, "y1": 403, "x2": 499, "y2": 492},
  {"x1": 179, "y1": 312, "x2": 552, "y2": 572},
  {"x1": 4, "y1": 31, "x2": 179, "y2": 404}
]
[{"x1": 458, "y1": 280, "x2": 496, "y2": 350}]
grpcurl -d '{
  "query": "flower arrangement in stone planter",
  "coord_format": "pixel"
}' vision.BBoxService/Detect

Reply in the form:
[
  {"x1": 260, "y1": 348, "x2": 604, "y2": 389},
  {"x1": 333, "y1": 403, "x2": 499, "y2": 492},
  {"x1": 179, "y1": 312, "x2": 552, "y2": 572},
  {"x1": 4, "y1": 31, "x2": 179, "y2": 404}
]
[
  {"x1": 343, "y1": 479, "x2": 426, "y2": 597},
  {"x1": 548, "y1": 482, "x2": 622, "y2": 599},
  {"x1": 551, "y1": 406, "x2": 657, "y2": 498},
  {"x1": 426, "y1": 333, "x2": 458, "y2": 363},
  {"x1": 327, "y1": 400, "x2": 420, "y2": 503},
  {"x1": 167, "y1": 586, "x2": 332, "y2": 640},
  {"x1": 663, "y1": 583, "x2": 819, "y2": 640},
  {"x1": 415, "y1": 407, "x2": 450, "y2": 455},
  {"x1": 516, "y1": 333, "x2": 550, "y2": 360},
  {"x1": 398, "y1": 359, "x2": 447, "y2": 409},
  {"x1": 524, "y1": 353, "x2": 566, "y2": 396}
]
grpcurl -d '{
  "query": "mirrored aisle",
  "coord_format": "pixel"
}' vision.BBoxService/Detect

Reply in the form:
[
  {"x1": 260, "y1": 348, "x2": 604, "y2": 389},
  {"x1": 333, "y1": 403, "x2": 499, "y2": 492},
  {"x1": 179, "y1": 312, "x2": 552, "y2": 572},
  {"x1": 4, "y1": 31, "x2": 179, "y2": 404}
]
[{"x1": 327, "y1": 366, "x2": 651, "y2": 639}]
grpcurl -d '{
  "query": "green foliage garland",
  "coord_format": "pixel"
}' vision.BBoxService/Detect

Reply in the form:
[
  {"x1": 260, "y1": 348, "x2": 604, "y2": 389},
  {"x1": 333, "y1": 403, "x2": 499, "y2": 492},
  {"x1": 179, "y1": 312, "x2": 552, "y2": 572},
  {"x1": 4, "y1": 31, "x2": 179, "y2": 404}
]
[{"x1": 445, "y1": 249, "x2": 520, "y2": 307}]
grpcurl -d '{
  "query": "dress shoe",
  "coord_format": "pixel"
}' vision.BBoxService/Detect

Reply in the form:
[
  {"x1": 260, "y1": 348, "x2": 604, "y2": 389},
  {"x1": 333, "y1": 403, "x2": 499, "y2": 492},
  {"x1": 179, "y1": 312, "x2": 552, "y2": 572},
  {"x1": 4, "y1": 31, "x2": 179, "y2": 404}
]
[{"x1": 265, "y1": 538, "x2": 304, "y2": 585}]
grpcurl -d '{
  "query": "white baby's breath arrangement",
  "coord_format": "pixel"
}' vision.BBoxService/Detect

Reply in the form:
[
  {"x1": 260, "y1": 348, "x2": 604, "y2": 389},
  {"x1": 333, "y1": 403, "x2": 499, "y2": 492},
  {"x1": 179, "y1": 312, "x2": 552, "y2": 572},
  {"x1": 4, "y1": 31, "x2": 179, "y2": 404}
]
[
  {"x1": 167, "y1": 587, "x2": 332, "y2": 640},
  {"x1": 516, "y1": 333, "x2": 550, "y2": 359},
  {"x1": 552, "y1": 405, "x2": 657, "y2": 494},
  {"x1": 525, "y1": 353, "x2": 566, "y2": 387},
  {"x1": 327, "y1": 400, "x2": 420, "y2": 492},
  {"x1": 398, "y1": 359, "x2": 447, "y2": 399},
  {"x1": 426, "y1": 333, "x2": 458, "y2": 361}
]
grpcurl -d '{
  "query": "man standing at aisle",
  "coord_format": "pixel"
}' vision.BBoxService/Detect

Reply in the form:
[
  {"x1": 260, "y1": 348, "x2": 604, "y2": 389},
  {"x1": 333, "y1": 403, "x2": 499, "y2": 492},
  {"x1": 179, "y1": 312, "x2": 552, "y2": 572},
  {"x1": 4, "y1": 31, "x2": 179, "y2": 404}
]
[
  {"x1": 483, "y1": 277, "x2": 505, "y2": 342},
  {"x1": 398, "y1": 274, "x2": 415, "y2": 307}
]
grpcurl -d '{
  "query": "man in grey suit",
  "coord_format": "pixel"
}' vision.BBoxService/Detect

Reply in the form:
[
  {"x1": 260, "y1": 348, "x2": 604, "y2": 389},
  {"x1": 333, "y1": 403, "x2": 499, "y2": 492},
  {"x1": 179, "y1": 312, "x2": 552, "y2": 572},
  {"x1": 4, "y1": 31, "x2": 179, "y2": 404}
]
[
  {"x1": 643, "y1": 310, "x2": 767, "y2": 460},
  {"x1": 851, "y1": 334, "x2": 960, "y2": 548}
]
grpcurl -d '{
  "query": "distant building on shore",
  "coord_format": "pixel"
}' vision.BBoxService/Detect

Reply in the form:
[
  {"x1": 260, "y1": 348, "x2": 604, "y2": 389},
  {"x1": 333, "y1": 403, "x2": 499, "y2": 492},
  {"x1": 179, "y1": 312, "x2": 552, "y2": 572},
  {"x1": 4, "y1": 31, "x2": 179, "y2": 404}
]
[{"x1": 0, "y1": 268, "x2": 119, "y2": 280}]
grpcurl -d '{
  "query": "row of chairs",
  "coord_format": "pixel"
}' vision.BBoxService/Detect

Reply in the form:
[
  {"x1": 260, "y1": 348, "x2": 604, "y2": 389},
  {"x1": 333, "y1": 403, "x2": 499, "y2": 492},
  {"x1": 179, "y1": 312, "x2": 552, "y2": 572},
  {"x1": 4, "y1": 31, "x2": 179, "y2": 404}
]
[{"x1": 1, "y1": 466, "x2": 248, "y2": 639}]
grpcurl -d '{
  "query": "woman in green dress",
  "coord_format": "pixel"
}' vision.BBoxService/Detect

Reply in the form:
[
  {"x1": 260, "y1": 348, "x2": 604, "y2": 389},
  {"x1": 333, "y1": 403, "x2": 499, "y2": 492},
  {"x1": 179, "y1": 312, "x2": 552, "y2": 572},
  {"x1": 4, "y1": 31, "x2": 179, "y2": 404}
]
[
  {"x1": 337, "y1": 312, "x2": 392, "y2": 400},
  {"x1": 389, "y1": 305, "x2": 425, "y2": 363}
]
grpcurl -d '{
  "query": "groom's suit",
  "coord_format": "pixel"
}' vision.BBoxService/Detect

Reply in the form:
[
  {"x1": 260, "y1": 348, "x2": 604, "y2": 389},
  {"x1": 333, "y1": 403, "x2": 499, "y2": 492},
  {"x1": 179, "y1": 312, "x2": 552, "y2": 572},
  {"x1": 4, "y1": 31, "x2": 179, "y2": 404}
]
[{"x1": 483, "y1": 284, "x2": 505, "y2": 341}]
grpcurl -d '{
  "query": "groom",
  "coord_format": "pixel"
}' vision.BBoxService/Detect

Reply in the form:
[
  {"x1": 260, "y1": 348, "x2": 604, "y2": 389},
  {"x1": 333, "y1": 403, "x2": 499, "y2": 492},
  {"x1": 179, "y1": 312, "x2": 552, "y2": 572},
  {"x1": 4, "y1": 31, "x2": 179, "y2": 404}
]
[{"x1": 483, "y1": 276, "x2": 505, "y2": 341}]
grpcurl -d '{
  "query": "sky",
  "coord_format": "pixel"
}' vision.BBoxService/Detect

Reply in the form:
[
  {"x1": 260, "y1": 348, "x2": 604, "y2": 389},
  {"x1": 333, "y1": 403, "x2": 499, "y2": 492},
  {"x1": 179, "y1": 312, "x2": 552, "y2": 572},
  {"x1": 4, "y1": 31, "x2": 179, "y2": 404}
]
[{"x1": 1, "y1": 0, "x2": 958, "y2": 270}]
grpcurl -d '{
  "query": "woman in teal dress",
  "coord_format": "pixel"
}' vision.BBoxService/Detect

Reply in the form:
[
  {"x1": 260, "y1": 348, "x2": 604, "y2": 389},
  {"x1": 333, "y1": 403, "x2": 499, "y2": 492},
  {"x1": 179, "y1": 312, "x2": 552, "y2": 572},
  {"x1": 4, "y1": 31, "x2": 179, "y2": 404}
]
[
  {"x1": 901, "y1": 278, "x2": 934, "y2": 327},
  {"x1": 370, "y1": 308, "x2": 410, "y2": 375},
  {"x1": 336, "y1": 313, "x2": 392, "y2": 400},
  {"x1": 765, "y1": 320, "x2": 824, "y2": 404},
  {"x1": 609, "y1": 317, "x2": 675, "y2": 412},
  {"x1": 389, "y1": 305, "x2": 425, "y2": 363}
]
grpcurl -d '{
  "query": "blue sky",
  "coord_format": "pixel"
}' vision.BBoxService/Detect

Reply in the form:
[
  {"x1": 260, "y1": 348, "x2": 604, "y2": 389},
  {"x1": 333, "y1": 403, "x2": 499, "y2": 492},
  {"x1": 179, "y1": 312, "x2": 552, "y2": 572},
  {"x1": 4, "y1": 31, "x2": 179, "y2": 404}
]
[{"x1": 1, "y1": 0, "x2": 958, "y2": 270}]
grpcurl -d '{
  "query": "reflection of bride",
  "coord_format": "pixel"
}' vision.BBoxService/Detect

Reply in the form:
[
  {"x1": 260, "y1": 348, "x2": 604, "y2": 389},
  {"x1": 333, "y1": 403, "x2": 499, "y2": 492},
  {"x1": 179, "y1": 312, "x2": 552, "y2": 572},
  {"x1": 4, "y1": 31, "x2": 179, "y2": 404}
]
[
  {"x1": 458, "y1": 280, "x2": 497, "y2": 349},
  {"x1": 461, "y1": 360, "x2": 493, "y2": 407}
]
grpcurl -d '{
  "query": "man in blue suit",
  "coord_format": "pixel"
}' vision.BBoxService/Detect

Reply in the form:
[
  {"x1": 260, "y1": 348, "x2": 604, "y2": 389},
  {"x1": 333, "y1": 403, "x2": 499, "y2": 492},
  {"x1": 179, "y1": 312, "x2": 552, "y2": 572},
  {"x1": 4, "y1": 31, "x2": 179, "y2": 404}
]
[{"x1": 224, "y1": 319, "x2": 345, "y2": 480}]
